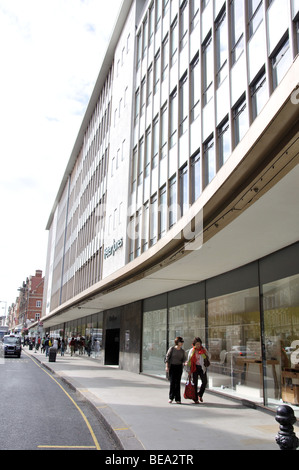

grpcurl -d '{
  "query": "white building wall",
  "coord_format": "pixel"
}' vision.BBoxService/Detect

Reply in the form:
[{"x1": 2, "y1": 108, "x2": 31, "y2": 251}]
[{"x1": 102, "y1": 3, "x2": 137, "y2": 278}]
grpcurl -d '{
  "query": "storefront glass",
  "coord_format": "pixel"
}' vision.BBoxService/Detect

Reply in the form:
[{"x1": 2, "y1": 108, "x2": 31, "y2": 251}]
[
  {"x1": 206, "y1": 287, "x2": 262, "y2": 402},
  {"x1": 263, "y1": 273, "x2": 299, "y2": 413},
  {"x1": 142, "y1": 308, "x2": 167, "y2": 376},
  {"x1": 169, "y1": 300, "x2": 205, "y2": 353}
]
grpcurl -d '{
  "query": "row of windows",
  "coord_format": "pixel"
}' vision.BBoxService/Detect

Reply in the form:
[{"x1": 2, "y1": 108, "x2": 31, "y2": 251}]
[{"x1": 129, "y1": 0, "x2": 299, "y2": 263}]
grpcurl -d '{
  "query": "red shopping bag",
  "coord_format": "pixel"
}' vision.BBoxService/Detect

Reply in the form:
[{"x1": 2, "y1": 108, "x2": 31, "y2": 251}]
[{"x1": 184, "y1": 379, "x2": 196, "y2": 401}]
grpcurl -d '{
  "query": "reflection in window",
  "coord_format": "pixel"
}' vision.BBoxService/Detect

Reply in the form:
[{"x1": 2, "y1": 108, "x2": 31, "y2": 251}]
[
  {"x1": 159, "y1": 185, "x2": 167, "y2": 238},
  {"x1": 179, "y1": 164, "x2": 188, "y2": 217},
  {"x1": 231, "y1": 0, "x2": 244, "y2": 64},
  {"x1": 150, "y1": 193, "x2": 157, "y2": 246},
  {"x1": 251, "y1": 71, "x2": 267, "y2": 120},
  {"x1": 216, "y1": 10, "x2": 228, "y2": 87},
  {"x1": 142, "y1": 307, "x2": 167, "y2": 376},
  {"x1": 170, "y1": 17, "x2": 178, "y2": 67},
  {"x1": 170, "y1": 89, "x2": 178, "y2": 148},
  {"x1": 218, "y1": 119, "x2": 231, "y2": 167},
  {"x1": 190, "y1": 54, "x2": 200, "y2": 122},
  {"x1": 203, "y1": 35, "x2": 213, "y2": 105},
  {"x1": 248, "y1": 0, "x2": 263, "y2": 38},
  {"x1": 263, "y1": 273, "x2": 299, "y2": 409},
  {"x1": 169, "y1": 175, "x2": 177, "y2": 227},
  {"x1": 272, "y1": 38, "x2": 292, "y2": 90},
  {"x1": 204, "y1": 136, "x2": 215, "y2": 186},
  {"x1": 208, "y1": 287, "x2": 261, "y2": 397},
  {"x1": 179, "y1": 73, "x2": 188, "y2": 136},
  {"x1": 233, "y1": 98, "x2": 249, "y2": 146},
  {"x1": 191, "y1": 151, "x2": 201, "y2": 203}
]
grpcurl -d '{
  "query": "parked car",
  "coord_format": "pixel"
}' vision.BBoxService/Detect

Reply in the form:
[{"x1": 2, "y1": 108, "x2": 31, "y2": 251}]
[{"x1": 1, "y1": 334, "x2": 22, "y2": 358}]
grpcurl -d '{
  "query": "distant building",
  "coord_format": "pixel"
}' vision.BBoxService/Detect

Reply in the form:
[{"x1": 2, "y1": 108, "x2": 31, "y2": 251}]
[{"x1": 17, "y1": 270, "x2": 44, "y2": 331}]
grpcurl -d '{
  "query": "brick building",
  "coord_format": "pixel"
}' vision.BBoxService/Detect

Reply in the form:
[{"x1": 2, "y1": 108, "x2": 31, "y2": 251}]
[{"x1": 17, "y1": 270, "x2": 44, "y2": 330}]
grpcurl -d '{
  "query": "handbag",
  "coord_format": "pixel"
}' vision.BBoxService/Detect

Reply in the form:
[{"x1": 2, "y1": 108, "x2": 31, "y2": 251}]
[
  {"x1": 184, "y1": 378, "x2": 196, "y2": 401},
  {"x1": 204, "y1": 356, "x2": 210, "y2": 368}
]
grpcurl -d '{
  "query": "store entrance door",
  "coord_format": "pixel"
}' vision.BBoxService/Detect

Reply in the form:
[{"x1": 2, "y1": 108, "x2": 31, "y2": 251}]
[{"x1": 105, "y1": 328, "x2": 120, "y2": 365}]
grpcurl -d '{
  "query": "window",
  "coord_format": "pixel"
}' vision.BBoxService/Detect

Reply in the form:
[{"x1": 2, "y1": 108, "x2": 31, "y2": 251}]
[
  {"x1": 179, "y1": 164, "x2": 188, "y2": 217},
  {"x1": 138, "y1": 138, "x2": 144, "y2": 186},
  {"x1": 190, "y1": 54, "x2": 200, "y2": 122},
  {"x1": 149, "y1": 3, "x2": 154, "y2": 45},
  {"x1": 204, "y1": 136, "x2": 215, "y2": 185},
  {"x1": 231, "y1": 0, "x2": 244, "y2": 64},
  {"x1": 135, "y1": 210, "x2": 142, "y2": 257},
  {"x1": 137, "y1": 31, "x2": 142, "y2": 69},
  {"x1": 141, "y1": 78, "x2": 146, "y2": 116},
  {"x1": 131, "y1": 146, "x2": 138, "y2": 192},
  {"x1": 233, "y1": 98, "x2": 249, "y2": 146},
  {"x1": 170, "y1": 89, "x2": 178, "y2": 148},
  {"x1": 170, "y1": 18, "x2": 178, "y2": 67},
  {"x1": 161, "y1": 104, "x2": 168, "y2": 159},
  {"x1": 129, "y1": 216, "x2": 135, "y2": 261},
  {"x1": 218, "y1": 119, "x2": 231, "y2": 167},
  {"x1": 203, "y1": 35, "x2": 213, "y2": 105},
  {"x1": 142, "y1": 17, "x2": 148, "y2": 59},
  {"x1": 155, "y1": 0, "x2": 161, "y2": 31},
  {"x1": 251, "y1": 71, "x2": 267, "y2": 119},
  {"x1": 145, "y1": 128, "x2": 151, "y2": 177},
  {"x1": 154, "y1": 51, "x2": 161, "y2": 94},
  {"x1": 150, "y1": 193, "x2": 158, "y2": 246},
  {"x1": 248, "y1": 0, "x2": 263, "y2": 38},
  {"x1": 162, "y1": 35, "x2": 169, "y2": 82},
  {"x1": 36, "y1": 301, "x2": 42, "y2": 308},
  {"x1": 169, "y1": 175, "x2": 177, "y2": 227},
  {"x1": 191, "y1": 151, "x2": 201, "y2": 203},
  {"x1": 272, "y1": 37, "x2": 291, "y2": 90},
  {"x1": 179, "y1": 73, "x2": 188, "y2": 136},
  {"x1": 179, "y1": 1, "x2": 188, "y2": 50},
  {"x1": 142, "y1": 202, "x2": 149, "y2": 252},
  {"x1": 159, "y1": 185, "x2": 167, "y2": 238},
  {"x1": 147, "y1": 65, "x2": 153, "y2": 105},
  {"x1": 152, "y1": 116, "x2": 159, "y2": 168},
  {"x1": 190, "y1": 0, "x2": 200, "y2": 30},
  {"x1": 163, "y1": 0, "x2": 170, "y2": 17},
  {"x1": 135, "y1": 89, "x2": 140, "y2": 123},
  {"x1": 216, "y1": 11, "x2": 228, "y2": 87}
]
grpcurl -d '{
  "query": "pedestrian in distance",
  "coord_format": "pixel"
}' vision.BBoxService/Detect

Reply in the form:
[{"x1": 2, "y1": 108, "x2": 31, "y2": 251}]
[
  {"x1": 70, "y1": 337, "x2": 75, "y2": 356},
  {"x1": 186, "y1": 337, "x2": 210, "y2": 403},
  {"x1": 165, "y1": 337, "x2": 186, "y2": 404},
  {"x1": 61, "y1": 338, "x2": 66, "y2": 356}
]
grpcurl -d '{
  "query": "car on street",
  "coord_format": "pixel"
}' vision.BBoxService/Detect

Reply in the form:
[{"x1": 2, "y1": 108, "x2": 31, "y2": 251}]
[{"x1": 1, "y1": 334, "x2": 22, "y2": 358}]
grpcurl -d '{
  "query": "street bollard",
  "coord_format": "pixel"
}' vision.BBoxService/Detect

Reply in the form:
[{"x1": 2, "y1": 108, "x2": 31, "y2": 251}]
[{"x1": 275, "y1": 405, "x2": 299, "y2": 450}]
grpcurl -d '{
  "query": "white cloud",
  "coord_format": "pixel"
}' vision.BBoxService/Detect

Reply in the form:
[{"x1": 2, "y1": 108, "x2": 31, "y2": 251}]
[{"x1": 0, "y1": 0, "x2": 122, "y2": 310}]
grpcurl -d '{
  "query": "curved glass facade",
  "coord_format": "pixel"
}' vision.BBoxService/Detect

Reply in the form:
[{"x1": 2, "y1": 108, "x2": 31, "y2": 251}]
[{"x1": 142, "y1": 243, "x2": 299, "y2": 417}]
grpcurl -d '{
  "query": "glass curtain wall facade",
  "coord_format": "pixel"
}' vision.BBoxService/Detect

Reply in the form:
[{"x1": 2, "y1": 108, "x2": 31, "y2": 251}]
[
  {"x1": 128, "y1": 0, "x2": 299, "y2": 261},
  {"x1": 142, "y1": 243, "x2": 299, "y2": 416}
]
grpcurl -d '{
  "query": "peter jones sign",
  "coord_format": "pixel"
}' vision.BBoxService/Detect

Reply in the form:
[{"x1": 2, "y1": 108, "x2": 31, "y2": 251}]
[{"x1": 104, "y1": 238, "x2": 123, "y2": 259}]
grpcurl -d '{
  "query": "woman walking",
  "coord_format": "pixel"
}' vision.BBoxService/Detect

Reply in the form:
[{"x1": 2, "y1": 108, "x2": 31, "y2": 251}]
[
  {"x1": 165, "y1": 337, "x2": 186, "y2": 404},
  {"x1": 187, "y1": 337, "x2": 210, "y2": 403}
]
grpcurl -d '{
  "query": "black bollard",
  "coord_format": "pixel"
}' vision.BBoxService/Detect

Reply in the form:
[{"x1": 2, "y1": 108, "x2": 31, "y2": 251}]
[{"x1": 275, "y1": 405, "x2": 299, "y2": 450}]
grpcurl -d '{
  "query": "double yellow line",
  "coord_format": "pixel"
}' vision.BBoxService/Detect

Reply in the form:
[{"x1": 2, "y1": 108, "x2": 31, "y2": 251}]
[{"x1": 26, "y1": 352, "x2": 101, "y2": 450}]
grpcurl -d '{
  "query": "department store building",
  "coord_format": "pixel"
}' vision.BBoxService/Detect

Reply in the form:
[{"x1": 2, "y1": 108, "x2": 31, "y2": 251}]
[{"x1": 39, "y1": 0, "x2": 299, "y2": 415}]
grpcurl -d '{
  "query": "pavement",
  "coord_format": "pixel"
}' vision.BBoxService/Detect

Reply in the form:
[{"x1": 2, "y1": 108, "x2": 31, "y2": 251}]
[{"x1": 23, "y1": 346, "x2": 289, "y2": 451}]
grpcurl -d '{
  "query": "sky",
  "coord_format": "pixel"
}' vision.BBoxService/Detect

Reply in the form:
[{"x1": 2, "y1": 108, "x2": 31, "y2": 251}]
[{"x1": 0, "y1": 0, "x2": 123, "y2": 316}]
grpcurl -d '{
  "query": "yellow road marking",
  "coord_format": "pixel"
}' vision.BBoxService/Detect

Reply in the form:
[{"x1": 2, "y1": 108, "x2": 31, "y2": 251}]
[
  {"x1": 113, "y1": 427, "x2": 129, "y2": 431},
  {"x1": 25, "y1": 352, "x2": 101, "y2": 450}
]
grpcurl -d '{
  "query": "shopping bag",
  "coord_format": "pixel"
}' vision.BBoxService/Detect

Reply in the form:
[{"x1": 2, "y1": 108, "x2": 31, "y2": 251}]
[{"x1": 184, "y1": 379, "x2": 196, "y2": 400}]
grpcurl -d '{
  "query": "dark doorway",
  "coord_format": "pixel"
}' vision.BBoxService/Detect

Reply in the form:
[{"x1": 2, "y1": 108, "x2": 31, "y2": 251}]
[{"x1": 105, "y1": 328, "x2": 120, "y2": 365}]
